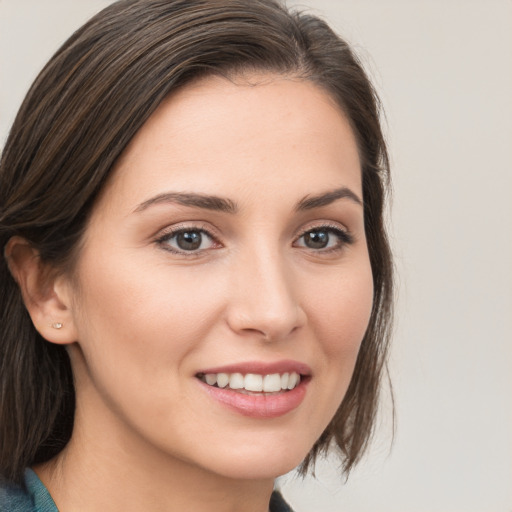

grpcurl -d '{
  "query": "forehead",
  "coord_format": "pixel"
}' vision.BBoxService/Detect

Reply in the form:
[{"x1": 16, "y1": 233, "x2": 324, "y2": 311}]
[{"x1": 100, "y1": 74, "x2": 362, "y2": 212}]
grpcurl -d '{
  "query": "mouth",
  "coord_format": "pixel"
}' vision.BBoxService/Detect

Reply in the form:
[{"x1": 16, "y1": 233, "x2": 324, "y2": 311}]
[
  {"x1": 196, "y1": 371, "x2": 303, "y2": 395},
  {"x1": 195, "y1": 362, "x2": 311, "y2": 418}
]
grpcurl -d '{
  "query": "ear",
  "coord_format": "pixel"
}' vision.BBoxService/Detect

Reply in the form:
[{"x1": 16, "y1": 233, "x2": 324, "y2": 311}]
[{"x1": 4, "y1": 236, "x2": 78, "y2": 345}]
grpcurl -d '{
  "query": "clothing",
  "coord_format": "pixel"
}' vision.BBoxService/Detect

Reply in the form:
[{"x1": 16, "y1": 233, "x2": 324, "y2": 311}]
[
  {"x1": 0, "y1": 469, "x2": 57, "y2": 512},
  {"x1": 0, "y1": 469, "x2": 294, "y2": 512},
  {"x1": 269, "y1": 490, "x2": 295, "y2": 512}
]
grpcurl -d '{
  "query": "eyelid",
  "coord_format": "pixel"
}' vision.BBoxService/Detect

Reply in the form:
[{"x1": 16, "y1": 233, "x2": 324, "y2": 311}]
[
  {"x1": 155, "y1": 222, "x2": 222, "y2": 255},
  {"x1": 293, "y1": 222, "x2": 354, "y2": 250},
  {"x1": 296, "y1": 220, "x2": 352, "y2": 238}
]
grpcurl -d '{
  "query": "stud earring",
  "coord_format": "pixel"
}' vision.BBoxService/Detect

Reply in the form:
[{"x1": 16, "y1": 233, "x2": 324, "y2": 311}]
[{"x1": 52, "y1": 322, "x2": 63, "y2": 329}]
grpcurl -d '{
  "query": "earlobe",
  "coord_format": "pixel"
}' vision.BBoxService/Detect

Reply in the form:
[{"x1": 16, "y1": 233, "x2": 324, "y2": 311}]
[{"x1": 4, "y1": 236, "x2": 78, "y2": 345}]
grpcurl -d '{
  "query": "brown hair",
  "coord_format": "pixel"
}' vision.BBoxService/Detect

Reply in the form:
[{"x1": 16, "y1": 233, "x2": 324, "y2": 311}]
[{"x1": 0, "y1": 0, "x2": 393, "y2": 485}]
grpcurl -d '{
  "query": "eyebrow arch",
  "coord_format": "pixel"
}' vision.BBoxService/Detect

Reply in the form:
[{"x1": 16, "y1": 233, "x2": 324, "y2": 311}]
[
  {"x1": 296, "y1": 187, "x2": 363, "y2": 211},
  {"x1": 134, "y1": 192, "x2": 238, "y2": 214}
]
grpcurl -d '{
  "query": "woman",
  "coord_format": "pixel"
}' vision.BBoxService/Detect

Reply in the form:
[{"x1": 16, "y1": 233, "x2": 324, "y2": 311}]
[{"x1": 0, "y1": 0, "x2": 393, "y2": 510}]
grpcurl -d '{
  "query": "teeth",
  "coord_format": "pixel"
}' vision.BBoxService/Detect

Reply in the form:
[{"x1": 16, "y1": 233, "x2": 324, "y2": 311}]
[
  {"x1": 287, "y1": 372, "x2": 298, "y2": 390},
  {"x1": 244, "y1": 373, "x2": 263, "y2": 392},
  {"x1": 201, "y1": 371, "x2": 301, "y2": 392},
  {"x1": 229, "y1": 373, "x2": 244, "y2": 389},
  {"x1": 217, "y1": 373, "x2": 229, "y2": 388},
  {"x1": 263, "y1": 373, "x2": 282, "y2": 392},
  {"x1": 205, "y1": 374, "x2": 217, "y2": 386}
]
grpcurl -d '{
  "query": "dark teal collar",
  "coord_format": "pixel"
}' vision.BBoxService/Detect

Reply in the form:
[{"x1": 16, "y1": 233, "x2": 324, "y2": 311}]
[{"x1": 0, "y1": 469, "x2": 58, "y2": 512}]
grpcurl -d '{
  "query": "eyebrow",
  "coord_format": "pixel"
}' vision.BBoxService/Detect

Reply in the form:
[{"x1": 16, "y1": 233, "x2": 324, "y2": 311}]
[
  {"x1": 296, "y1": 187, "x2": 363, "y2": 211},
  {"x1": 134, "y1": 186, "x2": 362, "y2": 215},
  {"x1": 134, "y1": 192, "x2": 238, "y2": 214}
]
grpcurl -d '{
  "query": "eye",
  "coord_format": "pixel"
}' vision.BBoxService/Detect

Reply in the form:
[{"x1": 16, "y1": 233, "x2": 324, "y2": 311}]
[
  {"x1": 157, "y1": 227, "x2": 218, "y2": 254},
  {"x1": 294, "y1": 225, "x2": 353, "y2": 251}
]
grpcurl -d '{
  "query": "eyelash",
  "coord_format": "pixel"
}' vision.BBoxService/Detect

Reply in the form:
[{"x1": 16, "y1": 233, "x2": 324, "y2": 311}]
[
  {"x1": 155, "y1": 223, "x2": 354, "y2": 256},
  {"x1": 155, "y1": 224, "x2": 219, "y2": 256},
  {"x1": 294, "y1": 224, "x2": 354, "y2": 253}
]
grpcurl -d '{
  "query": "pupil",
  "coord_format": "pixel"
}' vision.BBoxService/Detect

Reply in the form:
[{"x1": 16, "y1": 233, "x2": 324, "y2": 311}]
[
  {"x1": 177, "y1": 231, "x2": 202, "y2": 250},
  {"x1": 305, "y1": 230, "x2": 329, "y2": 249}
]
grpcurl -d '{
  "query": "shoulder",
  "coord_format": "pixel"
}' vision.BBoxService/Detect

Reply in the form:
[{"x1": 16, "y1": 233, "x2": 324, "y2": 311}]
[
  {"x1": 0, "y1": 470, "x2": 57, "y2": 512},
  {"x1": 0, "y1": 478, "x2": 34, "y2": 512},
  {"x1": 270, "y1": 490, "x2": 295, "y2": 512}
]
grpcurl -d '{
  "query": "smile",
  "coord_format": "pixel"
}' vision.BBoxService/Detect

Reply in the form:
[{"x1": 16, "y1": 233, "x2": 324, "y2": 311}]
[{"x1": 197, "y1": 372, "x2": 301, "y2": 393}]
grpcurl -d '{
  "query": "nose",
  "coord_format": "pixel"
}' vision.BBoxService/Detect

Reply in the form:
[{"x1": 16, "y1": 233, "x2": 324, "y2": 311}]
[{"x1": 226, "y1": 247, "x2": 306, "y2": 342}]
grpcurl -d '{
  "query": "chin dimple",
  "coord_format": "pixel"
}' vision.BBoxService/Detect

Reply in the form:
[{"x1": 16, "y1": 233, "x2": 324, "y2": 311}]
[{"x1": 198, "y1": 371, "x2": 301, "y2": 393}]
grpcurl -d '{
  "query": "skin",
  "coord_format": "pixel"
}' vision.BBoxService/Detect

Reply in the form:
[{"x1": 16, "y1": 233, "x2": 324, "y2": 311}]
[{"x1": 13, "y1": 74, "x2": 373, "y2": 511}]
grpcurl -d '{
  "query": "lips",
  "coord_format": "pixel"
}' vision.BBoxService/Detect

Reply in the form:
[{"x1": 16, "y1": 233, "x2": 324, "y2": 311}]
[{"x1": 195, "y1": 360, "x2": 311, "y2": 418}]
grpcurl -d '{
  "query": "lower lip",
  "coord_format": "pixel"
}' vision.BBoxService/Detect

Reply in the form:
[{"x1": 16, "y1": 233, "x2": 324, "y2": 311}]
[{"x1": 198, "y1": 378, "x2": 308, "y2": 418}]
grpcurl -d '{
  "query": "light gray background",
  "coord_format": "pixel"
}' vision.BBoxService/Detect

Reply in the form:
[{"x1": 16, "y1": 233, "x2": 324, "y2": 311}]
[{"x1": 1, "y1": 1, "x2": 511, "y2": 511}]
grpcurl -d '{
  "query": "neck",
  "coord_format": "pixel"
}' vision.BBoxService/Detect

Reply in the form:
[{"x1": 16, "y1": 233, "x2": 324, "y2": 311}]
[
  {"x1": 35, "y1": 388, "x2": 275, "y2": 512},
  {"x1": 36, "y1": 435, "x2": 274, "y2": 512}
]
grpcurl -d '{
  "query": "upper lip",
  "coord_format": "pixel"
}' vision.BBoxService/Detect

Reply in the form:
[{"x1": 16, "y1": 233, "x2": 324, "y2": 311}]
[{"x1": 196, "y1": 360, "x2": 312, "y2": 377}]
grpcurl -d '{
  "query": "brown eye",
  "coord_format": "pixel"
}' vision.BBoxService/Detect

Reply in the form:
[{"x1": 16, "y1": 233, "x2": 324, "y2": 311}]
[
  {"x1": 176, "y1": 231, "x2": 203, "y2": 251},
  {"x1": 303, "y1": 230, "x2": 329, "y2": 249},
  {"x1": 159, "y1": 228, "x2": 217, "y2": 253},
  {"x1": 295, "y1": 226, "x2": 353, "y2": 252}
]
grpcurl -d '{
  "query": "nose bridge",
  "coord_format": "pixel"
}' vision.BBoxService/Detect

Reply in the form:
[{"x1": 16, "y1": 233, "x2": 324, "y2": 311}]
[{"x1": 228, "y1": 238, "x2": 304, "y2": 340}]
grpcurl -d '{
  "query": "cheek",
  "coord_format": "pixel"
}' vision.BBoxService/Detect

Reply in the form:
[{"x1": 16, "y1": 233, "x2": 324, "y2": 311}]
[
  {"x1": 307, "y1": 255, "x2": 374, "y2": 416},
  {"x1": 68, "y1": 255, "x2": 231, "y2": 443},
  {"x1": 312, "y1": 259, "x2": 374, "y2": 361},
  {"x1": 288, "y1": 256, "x2": 374, "y2": 447},
  {"x1": 71, "y1": 252, "x2": 226, "y2": 378}
]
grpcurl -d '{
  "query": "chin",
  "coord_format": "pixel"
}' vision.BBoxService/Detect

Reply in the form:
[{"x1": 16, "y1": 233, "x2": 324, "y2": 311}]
[{"x1": 194, "y1": 436, "x2": 313, "y2": 481}]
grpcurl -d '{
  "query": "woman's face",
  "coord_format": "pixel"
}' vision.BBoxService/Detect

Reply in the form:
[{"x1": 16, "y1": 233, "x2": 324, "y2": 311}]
[{"x1": 64, "y1": 74, "x2": 373, "y2": 480}]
